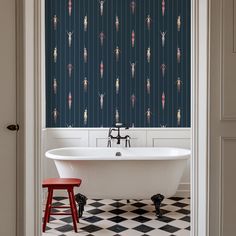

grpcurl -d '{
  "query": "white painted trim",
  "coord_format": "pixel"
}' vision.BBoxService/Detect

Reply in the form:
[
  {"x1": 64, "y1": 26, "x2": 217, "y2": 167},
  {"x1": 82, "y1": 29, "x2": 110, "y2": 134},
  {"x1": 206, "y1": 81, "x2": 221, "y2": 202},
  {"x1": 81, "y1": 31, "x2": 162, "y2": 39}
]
[
  {"x1": 16, "y1": 0, "x2": 25, "y2": 235},
  {"x1": 41, "y1": 0, "x2": 46, "y2": 129},
  {"x1": 23, "y1": 0, "x2": 37, "y2": 235},
  {"x1": 191, "y1": 0, "x2": 210, "y2": 235},
  {"x1": 191, "y1": 0, "x2": 198, "y2": 234},
  {"x1": 175, "y1": 183, "x2": 191, "y2": 198},
  {"x1": 35, "y1": 0, "x2": 43, "y2": 235}
]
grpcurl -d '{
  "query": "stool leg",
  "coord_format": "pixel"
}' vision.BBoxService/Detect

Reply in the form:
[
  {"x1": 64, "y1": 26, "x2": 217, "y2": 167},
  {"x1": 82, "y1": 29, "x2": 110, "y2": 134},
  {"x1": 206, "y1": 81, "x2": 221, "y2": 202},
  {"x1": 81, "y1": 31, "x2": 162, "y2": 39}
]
[
  {"x1": 71, "y1": 188, "x2": 79, "y2": 223},
  {"x1": 47, "y1": 188, "x2": 54, "y2": 223},
  {"x1": 42, "y1": 187, "x2": 53, "y2": 232},
  {"x1": 68, "y1": 188, "x2": 78, "y2": 233}
]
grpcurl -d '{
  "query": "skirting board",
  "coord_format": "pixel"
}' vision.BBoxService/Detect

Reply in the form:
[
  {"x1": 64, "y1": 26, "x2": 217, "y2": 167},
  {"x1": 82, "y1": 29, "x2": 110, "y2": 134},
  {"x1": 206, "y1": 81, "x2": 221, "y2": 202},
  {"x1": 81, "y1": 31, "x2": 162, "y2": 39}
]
[
  {"x1": 42, "y1": 183, "x2": 190, "y2": 202},
  {"x1": 175, "y1": 183, "x2": 191, "y2": 198}
]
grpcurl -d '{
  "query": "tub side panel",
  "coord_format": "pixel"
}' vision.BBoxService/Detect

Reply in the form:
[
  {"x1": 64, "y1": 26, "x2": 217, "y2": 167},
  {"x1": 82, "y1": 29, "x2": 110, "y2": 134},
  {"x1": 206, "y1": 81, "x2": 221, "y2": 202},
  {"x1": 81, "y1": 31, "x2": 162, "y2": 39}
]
[{"x1": 54, "y1": 160, "x2": 187, "y2": 199}]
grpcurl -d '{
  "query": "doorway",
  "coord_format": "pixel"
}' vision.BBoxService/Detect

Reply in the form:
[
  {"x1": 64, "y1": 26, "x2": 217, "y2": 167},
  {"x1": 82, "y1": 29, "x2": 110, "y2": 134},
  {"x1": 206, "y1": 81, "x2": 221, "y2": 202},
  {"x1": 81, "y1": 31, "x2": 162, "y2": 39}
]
[{"x1": 20, "y1": 0, "x2": 209, "y2": 235}]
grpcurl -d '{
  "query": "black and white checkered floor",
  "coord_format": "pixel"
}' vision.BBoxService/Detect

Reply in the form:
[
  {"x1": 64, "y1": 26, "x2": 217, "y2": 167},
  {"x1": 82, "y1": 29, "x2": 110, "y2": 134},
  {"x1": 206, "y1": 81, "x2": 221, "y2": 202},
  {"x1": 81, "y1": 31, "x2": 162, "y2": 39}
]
[{"x1": 42, "y1": 197, "x2": 190, "y2": 236}]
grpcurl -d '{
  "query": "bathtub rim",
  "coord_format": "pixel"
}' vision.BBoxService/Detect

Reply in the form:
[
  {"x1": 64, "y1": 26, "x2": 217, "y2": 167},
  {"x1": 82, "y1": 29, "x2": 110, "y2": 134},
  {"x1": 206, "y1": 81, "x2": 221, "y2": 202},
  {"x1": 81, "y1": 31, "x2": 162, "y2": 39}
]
[{"x1": 45, "y1": 147, "x2": 191, "y2": 161}]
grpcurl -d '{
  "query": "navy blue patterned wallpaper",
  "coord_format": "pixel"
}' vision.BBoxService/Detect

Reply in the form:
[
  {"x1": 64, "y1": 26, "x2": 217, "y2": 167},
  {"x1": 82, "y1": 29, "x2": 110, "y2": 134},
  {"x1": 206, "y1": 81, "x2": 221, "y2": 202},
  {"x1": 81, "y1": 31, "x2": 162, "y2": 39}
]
[{"x1": 45, "y1": 0, "x2": 191, "y2": 127}]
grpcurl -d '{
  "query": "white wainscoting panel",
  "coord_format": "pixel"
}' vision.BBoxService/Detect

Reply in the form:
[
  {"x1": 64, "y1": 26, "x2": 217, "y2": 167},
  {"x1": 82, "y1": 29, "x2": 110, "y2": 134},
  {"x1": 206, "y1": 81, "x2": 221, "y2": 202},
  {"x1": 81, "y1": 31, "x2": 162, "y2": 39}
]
[
  {"x1": 146, "y1": 129, "x2": 190, "y2": 148},
  {"x1": 42, "y1": 128, "x2": 191, "y2": 197},
  {"x1": 146, "y1": 128, "x2": 191, "y2": 196},
  {"x1": 46, "y1": 129, "x2": 89, "y2": 147}
]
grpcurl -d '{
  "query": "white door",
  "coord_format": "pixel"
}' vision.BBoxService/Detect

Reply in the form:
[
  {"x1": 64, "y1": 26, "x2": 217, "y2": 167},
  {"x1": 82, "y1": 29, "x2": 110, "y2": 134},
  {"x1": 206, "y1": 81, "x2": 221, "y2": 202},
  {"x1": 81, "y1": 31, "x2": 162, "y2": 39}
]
[
  {"x1": 209, "y1": 0, "x2": 236, "y2": 235},
  {"x1": 0, "y1": 0, "x2": 17, "y2": 235}
]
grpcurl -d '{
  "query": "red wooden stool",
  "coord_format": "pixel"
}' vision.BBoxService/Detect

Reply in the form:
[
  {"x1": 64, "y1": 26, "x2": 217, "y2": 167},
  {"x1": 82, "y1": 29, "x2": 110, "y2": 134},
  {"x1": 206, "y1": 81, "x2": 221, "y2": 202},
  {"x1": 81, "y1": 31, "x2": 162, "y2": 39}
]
[{"x1": 42, "y1": 178, "x2": 82, "y2": 233}]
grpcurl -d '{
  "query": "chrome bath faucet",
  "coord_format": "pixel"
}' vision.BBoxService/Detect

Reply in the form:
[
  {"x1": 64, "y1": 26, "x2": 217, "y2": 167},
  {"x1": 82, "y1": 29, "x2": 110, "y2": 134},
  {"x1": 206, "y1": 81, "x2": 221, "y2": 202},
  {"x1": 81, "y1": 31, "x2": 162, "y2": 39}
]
[{"x1": 107, "y1": 123, "x2": 131, "y2": 147}]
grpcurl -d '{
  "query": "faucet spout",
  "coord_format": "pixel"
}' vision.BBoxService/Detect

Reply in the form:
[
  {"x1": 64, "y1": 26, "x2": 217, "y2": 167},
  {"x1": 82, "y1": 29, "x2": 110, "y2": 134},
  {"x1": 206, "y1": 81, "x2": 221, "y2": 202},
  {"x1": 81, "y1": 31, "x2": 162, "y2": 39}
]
[{"x1": 125, "y1": 135, "x2": 131, "y2": 147}]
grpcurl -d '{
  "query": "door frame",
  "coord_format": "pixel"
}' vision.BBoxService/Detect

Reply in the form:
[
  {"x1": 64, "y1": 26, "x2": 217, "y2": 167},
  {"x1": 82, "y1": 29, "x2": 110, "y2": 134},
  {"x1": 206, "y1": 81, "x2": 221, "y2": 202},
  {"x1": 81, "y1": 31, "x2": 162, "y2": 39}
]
[
  {"x1": 18, "y1": 0, "x2": 210, "y2": 235},
  {"x1": 16, "y1": 0, "x2": 24, "y2": 235}
]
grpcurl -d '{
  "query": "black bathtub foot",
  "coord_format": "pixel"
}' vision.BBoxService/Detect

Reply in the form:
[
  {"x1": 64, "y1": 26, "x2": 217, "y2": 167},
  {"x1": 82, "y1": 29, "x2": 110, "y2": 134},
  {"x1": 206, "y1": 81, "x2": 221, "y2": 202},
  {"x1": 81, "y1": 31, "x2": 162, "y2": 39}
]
[
  {"x1": 151, "y1": 194, "x2": 165, "y2": 218},
  {"x1": 75, "y1": 193, "x2": 87, "y2": 218},
  {"x1": 127, "y1": 199, "x2": 130, "y2": 204}
]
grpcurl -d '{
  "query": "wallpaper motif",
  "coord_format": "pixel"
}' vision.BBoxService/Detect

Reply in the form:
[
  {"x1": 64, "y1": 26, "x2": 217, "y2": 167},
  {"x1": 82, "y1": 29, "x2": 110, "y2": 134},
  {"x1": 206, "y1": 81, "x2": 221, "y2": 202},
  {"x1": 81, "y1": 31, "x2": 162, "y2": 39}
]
[{"x1": 45, "y1": 0, "x2": 191, "y2": 127}]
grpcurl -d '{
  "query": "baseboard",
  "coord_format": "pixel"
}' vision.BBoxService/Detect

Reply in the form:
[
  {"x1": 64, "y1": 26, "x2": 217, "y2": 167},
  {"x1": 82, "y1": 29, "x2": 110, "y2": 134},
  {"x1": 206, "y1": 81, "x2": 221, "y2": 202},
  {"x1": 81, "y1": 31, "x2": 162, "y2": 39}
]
[
  {"x1": 42, "y1": 183, "x2": 191, "y2": 200},
  {"x1": 175, "y1": 183, "x2": 190, "y2": 198}
]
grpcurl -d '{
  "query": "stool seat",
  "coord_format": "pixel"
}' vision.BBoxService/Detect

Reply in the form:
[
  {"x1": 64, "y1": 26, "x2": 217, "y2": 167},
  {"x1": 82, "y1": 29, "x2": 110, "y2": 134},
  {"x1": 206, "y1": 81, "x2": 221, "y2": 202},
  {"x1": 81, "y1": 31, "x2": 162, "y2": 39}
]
[
  {"x1": 42, "y1": 178, "x2": 82, "y2": 233},
  {"x1": 43, "y1": 178, "x2": 82, "y2": 188}
]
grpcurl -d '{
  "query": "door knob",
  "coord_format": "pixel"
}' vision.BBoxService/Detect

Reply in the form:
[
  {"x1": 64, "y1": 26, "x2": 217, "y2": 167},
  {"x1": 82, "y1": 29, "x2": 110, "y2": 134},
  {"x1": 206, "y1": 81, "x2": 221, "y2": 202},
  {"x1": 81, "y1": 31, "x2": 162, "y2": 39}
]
[{"x1": 7, "y1": 124, "x2": 19, "y2": 131}]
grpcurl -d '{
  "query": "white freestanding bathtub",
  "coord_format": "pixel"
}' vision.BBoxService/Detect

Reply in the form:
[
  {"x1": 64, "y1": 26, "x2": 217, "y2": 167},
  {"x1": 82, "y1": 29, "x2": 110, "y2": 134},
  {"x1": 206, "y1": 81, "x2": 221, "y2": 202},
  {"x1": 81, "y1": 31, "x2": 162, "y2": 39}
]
[{"x1": 45, "y1": 147, "x2": 190, "y2": 199}]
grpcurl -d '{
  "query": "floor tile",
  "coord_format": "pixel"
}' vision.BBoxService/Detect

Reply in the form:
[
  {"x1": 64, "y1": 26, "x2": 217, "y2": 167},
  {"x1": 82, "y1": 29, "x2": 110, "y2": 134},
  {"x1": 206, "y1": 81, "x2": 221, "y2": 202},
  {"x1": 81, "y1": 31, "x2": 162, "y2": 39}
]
[
  {"x1": 107, "y1": 224, "x2": 128, "y2": 233},
  {"x1": 42, "y1": 197, "x2": 191, "y2": 236},
  {"x1": 131, "y1": 215, "x2": 151, "y2": 223},
  {"x1": 131, "y1": 208, "x2": 149, "y2": 215},
  {"x1": 82, "y1": 216, "x2": 103, "y2": 224},
  {"x1": 80, "y1": 224, "x2": 103, "y2": 233},
  {"x1": 169, "y1": 219, "x2": 191, "y2": 229},
  {"x1": 87, "y1": 208, "x2": 105, "y2": 215},
  {"x1": 88, "y1": 202, "x2": 105, "y2": 208},
  {"x1": 174, "y1": 229, "x2": 191, "y2": 236},
  {"x1": 109, "y1": 208, "x2": 127, "y2": 215},
  {"x1": 54, "y1": 224, "x2": 74, "y2": 233},
  {"x1": 133, "y1": 224, "x2": 155, "y2": 233},
  {"x1": 107, "y1": 215, "x2": 127, "y2": 223},
  {"x1": 172, "y1": 202, "x2": 188, "y2": 208},
  {"x1": 180, "y1": 216, "x2": 191, "y2": 223},
  {"x1": 159, "y1": 224, "x2": 180, "y2": 233}
]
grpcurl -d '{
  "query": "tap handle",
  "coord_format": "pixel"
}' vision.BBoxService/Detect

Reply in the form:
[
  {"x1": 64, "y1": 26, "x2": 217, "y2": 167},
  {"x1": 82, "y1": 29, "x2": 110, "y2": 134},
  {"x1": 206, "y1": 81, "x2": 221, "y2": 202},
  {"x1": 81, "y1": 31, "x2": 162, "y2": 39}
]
[
  {"x1": 115, "y1": 122, "x2": 123, "y2": 127},
  {"x1": 115, "y1": 122, "x2": 130, "y2": 128},
  {"x1": 107, "y1": 136, "x2": 112, "y2": 147}
]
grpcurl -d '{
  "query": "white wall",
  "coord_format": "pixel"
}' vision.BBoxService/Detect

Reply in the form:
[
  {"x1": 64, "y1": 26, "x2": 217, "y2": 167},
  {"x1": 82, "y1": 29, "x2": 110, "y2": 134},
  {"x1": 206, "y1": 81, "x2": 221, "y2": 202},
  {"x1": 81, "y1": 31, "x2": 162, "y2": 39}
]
[{"x1": 42, "y1": 128, "x2": 191, "y2": 197}]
